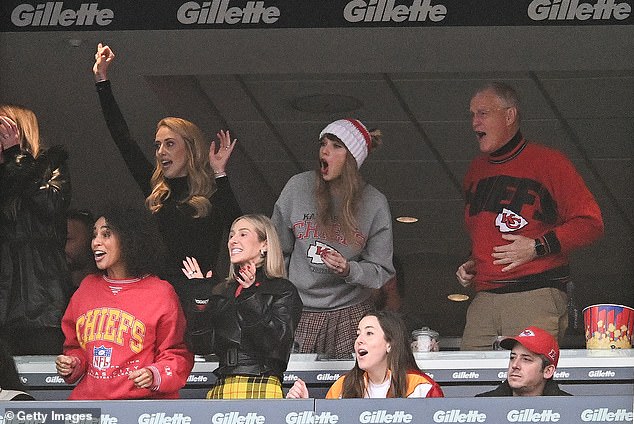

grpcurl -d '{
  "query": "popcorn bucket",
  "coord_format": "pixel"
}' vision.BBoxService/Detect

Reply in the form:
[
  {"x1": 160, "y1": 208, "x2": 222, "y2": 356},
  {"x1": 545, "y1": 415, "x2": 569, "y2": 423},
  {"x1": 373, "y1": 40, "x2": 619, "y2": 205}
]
[{"x1": 583, "y1": 304, "x2": 634, "y2": 349}]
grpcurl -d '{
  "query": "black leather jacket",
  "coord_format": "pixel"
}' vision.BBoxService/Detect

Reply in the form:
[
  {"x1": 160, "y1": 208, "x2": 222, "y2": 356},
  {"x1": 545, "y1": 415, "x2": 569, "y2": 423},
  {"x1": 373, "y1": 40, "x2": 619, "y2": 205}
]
[
  {"x1": 0, "y1": 145, "x2": 72, "y2": 329},
  {"x1": 189, "y1": 268, "x2": 303, "y2": 379}
]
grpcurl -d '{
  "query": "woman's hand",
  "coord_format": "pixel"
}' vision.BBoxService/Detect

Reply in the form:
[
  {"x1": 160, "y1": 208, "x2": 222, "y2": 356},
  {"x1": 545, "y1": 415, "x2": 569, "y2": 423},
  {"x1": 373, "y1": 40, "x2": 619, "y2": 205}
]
[
  {"x1": 93, "y1": 42, "x2": 115, "y2": 82},
  {"x1": 209, "y1": 130, "x2": 237, "y2": 176},
  {"x1": 182, "y1": 256, "x2": 212, "y2": 279},
  {"x1": 321, "y1": 250, "x2": 350, "y2": 277},
  {"x1": 55, "y1": 355, "x2": 78, "y2": 377},
  {"x1": 0, "y1": 116, "x2": 20, "y2": 151},
  {"x1": 286, "y1": 378, "x2": 310, "y2": 399},
  {"x1": 235, "y1": 262, "x2": 256, "y2": 289},
  {"x1": 129, "y1": 367, "x2": 154, "y2": 390}
]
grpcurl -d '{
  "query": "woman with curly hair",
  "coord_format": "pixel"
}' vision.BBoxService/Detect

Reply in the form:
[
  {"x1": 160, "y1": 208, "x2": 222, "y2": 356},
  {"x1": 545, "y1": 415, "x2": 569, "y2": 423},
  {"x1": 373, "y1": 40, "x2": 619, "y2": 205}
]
[
  {"x1": 0, "y1": 104, "x2": 72, "y2": 355},
  {"x1": 55, "y1": 208, "x2": 193, "y2": 400}
]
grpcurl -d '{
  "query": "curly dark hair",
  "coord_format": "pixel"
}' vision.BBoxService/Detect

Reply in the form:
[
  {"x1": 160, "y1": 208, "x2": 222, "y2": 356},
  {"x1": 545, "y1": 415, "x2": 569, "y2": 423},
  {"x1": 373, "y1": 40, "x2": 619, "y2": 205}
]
[{"x1": 96, "y1": 207, "x2": 167, "y2": 277}]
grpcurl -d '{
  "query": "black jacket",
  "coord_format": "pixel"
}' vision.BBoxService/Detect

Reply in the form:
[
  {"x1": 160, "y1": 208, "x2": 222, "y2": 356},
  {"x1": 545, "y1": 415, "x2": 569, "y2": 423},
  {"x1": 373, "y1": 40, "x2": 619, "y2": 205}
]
[
  {"x1": 188, "y1": 268, "x2": 303, "y2": 379},
  {"x1": 0, "y1": 145, "x2": 72, "y2": 330},
  {"x1": 476, "y1": 379, "x2": 572, "y2": 397}
]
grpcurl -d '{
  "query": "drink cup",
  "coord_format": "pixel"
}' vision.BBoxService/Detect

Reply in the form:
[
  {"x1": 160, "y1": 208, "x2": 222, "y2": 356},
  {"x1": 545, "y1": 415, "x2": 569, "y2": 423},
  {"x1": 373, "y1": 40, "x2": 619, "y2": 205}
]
[{"x1": 411, "y1": 327, "x2": 439, "y2": 352}]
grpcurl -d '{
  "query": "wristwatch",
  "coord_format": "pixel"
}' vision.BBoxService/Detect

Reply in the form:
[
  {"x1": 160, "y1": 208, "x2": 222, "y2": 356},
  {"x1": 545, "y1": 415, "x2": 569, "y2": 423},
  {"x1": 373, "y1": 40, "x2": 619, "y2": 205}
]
[{"x1": 534, "y1": 238, "x2": 547, "y2": 257}]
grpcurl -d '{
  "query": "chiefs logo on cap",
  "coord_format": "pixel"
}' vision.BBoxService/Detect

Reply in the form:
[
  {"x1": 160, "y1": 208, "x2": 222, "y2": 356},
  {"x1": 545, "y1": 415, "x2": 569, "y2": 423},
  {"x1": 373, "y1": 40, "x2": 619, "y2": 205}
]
[{"x1": 519, "y1": 329, "x2": 535, "y2": 337}]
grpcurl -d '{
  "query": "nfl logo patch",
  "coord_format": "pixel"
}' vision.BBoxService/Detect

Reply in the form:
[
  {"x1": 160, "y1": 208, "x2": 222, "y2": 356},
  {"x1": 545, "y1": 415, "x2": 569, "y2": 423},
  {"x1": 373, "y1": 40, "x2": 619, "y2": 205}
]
[{"x1": 93, "y1": 345, "x2": 112, "y2": 370}]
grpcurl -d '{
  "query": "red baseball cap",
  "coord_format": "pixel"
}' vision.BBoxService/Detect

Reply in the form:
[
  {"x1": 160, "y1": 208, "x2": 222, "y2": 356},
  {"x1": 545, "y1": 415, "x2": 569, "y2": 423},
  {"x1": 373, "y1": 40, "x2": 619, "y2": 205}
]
[{"x1": 500, "y1": 326, "x2": 560, "y2": 367}]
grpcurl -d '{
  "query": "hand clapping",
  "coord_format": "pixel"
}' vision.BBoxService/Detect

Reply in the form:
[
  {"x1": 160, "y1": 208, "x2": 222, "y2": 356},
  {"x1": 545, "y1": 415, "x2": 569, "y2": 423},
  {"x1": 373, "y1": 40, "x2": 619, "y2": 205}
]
[{"x1": 182, "y1": 256, "x2": 212, "y2": 279}]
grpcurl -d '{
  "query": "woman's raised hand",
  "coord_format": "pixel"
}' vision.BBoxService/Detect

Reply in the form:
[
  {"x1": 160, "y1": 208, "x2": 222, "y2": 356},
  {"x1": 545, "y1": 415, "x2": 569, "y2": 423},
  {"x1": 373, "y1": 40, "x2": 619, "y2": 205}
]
[
  {"x1": 93, "y1": 42, "x2": 115, "y2": 82},
  {"x1": 182, "y1": 256, "x2": 212, "y2": 279},
  {"x1": 209, "y1": 130, "x2": 237, "y2": 176},
  {"x1": 0, "y1": 116, "x2": 20, "y2": 151}
]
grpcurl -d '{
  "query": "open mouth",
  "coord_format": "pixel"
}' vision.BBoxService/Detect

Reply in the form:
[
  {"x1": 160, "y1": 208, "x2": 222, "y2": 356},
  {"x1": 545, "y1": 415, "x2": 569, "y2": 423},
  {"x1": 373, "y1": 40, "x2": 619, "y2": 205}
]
[
  {"x1": 475, "y1": 131, "x2": 486, "y2": 140},
  {"x1": 94, "y1": 250, "x2": 106, "y2": 260},
  {"x1": 357, "y1": 349, "x2": 368, "y2": 357},
  {"x1": 161, "y1": 160, "x2": 172, "y2": 168},
  {"x1": 230, "y1": 248, "x2": 243, "y2": 255},
  {"x1": 320, "y1": 160, "x2": 328, "y2": 174}
]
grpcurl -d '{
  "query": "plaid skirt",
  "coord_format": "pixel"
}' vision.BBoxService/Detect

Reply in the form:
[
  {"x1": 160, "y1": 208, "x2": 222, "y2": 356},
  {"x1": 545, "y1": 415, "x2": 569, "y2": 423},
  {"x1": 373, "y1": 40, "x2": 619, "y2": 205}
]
[
  {"x1": 294, "y1": 299, "x2": 374, "y2": 359},
  {"x1": 206, "y1": 375, "x2": 283, "y2": 399}
]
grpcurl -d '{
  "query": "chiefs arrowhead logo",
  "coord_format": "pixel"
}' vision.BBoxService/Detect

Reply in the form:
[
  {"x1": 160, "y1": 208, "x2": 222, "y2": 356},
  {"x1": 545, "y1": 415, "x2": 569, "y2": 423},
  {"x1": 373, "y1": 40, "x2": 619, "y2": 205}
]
[
  {"x1": 307, "y1": 241, "x2": 335, "y2": 264},
  {"x1": 495, "y1": 208, "x2": 528, "y2": 232}
]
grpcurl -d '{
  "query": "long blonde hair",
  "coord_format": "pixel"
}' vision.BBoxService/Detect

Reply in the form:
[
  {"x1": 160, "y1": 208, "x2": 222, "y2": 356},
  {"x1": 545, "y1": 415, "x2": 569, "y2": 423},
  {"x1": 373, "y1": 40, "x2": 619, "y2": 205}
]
[
  {"x1": 315, "y1": 129, "x2": 382, "y2": 243},
  {"x1": 227, "y1": 214, "x2": 286, "y2": 281},
  {"x1": 0, "y1": 104, "x2": 41, "y2": 158},
  {"x1": 145, "y1": 117, "x2": 216, "y2": 218}
]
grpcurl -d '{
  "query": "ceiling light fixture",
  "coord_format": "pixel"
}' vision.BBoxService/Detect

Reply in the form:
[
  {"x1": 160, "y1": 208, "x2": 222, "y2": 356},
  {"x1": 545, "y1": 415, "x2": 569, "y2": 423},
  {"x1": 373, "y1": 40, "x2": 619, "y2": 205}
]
[
  {"x1": 396, "y1": 216, "x2": 418, "y2": 223},
  {"x1": 447, "y1": 294, "x2": 470, "y2": 302}
]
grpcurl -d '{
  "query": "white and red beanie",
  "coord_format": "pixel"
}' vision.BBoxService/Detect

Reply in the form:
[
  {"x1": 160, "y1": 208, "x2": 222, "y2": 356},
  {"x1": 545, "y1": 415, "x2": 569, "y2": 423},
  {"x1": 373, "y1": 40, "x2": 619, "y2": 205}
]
[{"x1": 319, "y1": 119, "x2": 372, "y2": 169}]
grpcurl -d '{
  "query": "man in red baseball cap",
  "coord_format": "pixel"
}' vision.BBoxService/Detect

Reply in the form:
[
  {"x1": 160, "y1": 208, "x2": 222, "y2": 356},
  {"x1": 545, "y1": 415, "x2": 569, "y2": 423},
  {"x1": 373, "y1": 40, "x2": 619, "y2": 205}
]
[{"x1": 476, "y1": 326, "x2": 571, "y2": 396}]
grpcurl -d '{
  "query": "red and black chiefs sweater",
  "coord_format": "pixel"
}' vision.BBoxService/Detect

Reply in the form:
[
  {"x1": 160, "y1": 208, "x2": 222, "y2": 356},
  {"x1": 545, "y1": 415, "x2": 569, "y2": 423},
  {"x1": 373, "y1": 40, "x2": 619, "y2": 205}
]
[{"x1": 463, "y1": 135, "x2": 603, "y2": 292}]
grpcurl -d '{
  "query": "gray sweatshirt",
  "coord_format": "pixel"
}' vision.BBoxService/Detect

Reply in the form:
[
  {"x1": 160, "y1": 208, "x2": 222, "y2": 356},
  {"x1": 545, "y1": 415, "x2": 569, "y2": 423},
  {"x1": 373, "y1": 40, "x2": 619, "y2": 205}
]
[{"x1": 271, "y1": 171, "x2": 395, "y2": 311}]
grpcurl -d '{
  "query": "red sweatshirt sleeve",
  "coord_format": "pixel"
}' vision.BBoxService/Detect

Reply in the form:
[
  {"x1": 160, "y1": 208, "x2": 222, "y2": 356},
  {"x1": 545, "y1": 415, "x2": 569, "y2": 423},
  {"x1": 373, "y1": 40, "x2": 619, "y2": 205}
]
[
  {"x1": 146, "y1": 289, "x2": 194, "y2": 394},
  {"x1": 60, "y1": 297, "x2": 88, "y2": 384}
]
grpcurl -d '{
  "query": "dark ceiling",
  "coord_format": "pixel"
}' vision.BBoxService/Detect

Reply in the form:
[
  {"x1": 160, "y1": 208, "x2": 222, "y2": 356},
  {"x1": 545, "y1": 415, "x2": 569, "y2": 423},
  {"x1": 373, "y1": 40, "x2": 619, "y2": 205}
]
[{"x1": 1, "y1": 24, "x2": 632, "y2": 339}]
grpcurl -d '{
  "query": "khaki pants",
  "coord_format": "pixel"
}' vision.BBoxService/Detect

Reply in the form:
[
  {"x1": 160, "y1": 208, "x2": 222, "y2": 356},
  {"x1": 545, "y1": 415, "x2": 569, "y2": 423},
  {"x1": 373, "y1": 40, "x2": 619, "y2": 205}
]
[{"x1": 460, "y1": 287, "x2": 568, "y2": 351}]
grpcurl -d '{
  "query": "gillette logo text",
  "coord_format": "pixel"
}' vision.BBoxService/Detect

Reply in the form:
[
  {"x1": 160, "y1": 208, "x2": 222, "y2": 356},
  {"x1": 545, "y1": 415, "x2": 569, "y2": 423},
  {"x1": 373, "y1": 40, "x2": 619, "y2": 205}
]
[
  {"x1": 344, "y1": 0, "x2": 447, "y2": 22},
  {"x1": 527, "y1": 0, "x2": 631, "y2": 20},
  {"x1": 11, "y1": 2, "x2": 113, "y2": 27},
  {"x1": 177, "y1": 1, "x2": 280, "y2": 24}
]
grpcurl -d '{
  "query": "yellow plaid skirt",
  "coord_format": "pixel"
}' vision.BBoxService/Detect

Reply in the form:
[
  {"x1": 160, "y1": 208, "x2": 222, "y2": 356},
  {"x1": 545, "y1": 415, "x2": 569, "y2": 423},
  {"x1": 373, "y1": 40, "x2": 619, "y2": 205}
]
[{"x1": 206, "y1": 375, "x2": 283, "y2": 399}]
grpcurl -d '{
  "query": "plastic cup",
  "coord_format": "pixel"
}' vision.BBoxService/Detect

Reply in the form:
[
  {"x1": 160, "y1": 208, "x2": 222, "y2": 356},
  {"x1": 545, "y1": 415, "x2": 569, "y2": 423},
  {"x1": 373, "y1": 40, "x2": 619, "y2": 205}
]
[{"x1": 411, "y1": 327, "x2": 439, "y2": 352}]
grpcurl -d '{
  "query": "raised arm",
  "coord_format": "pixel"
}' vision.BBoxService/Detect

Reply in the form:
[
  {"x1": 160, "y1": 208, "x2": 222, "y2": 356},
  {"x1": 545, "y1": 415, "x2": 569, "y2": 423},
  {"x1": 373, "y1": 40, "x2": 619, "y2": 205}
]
[
  {"x1": 209, "y1": 129, "x2": 242, "y2": 225},
  {"x1": 93, "y1": 43, "x2": 154, "y2": 195}
]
